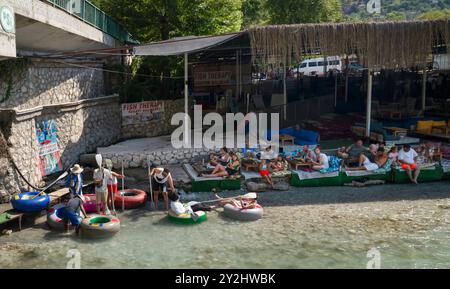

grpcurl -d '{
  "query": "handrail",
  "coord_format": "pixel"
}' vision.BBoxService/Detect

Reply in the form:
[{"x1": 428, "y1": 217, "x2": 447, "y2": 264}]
[{"x1": 43, "y1": 0, "x2": 139, "y2": 44}]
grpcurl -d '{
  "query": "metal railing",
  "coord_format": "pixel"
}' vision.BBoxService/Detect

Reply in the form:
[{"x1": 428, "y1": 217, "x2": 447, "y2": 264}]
[{"x1": 44, "y1": 0, "x2": 139, "y2": 44}]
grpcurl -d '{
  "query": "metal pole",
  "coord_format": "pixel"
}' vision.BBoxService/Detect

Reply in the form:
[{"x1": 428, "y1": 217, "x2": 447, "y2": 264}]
[
  {"x1": 334, "y1": 73, "x2": 338, "y2": 107},
  {"x1": 184, "y1": 53, "x2": 189, "y2": 147},
  {"x1": 121, "y1": 160, "x2": 125, "y2": 212},
  {"x1": 236, "y1": 50, "x2": 239, "y2": 108},
  {"x1": 365, "y1": 69, "x2": 373, "y2": 138},
  {"x1": 147, "y1": 156, "x2": 154, "y2": 210},
  {"x1": 421, "y1": 70, "x2": 427, "y2": 111},
  {"x1": 283, "y1": 55, "x2": 287, "y2": 121}
]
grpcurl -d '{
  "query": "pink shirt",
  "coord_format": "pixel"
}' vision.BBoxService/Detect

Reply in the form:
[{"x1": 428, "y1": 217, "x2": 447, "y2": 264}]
[{"x1": 388, "y1": 152, "x2": 398, "y2": 162}]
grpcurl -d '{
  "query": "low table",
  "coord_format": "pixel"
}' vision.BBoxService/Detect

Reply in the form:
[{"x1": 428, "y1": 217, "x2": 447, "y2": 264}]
[
  {"x1": 279, "y1": 134, "x2": 295, "y2": 146},
  {"x1": 241, "y1": 159, "x2": 259, "y2": 171},
  {"x1": 384, "y1": 127, "x2": 409, "y2": 137},
  {"x1": 0, "y1": 210, "x2": 24, "y2": 231},
  {"x1": 287, "y1": 158, "x2": 312, "y2": 170}
]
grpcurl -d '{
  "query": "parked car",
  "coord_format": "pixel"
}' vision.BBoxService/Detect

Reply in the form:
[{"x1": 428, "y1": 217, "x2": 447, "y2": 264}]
[{"x1": 294, "y1": 56, "x2": 342, "y2": 77}]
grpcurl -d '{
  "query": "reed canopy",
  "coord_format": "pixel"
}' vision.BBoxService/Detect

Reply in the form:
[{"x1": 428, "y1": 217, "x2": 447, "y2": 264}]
[{"x1": 249, "y1": 20, "x2": 450, "y2": 70}]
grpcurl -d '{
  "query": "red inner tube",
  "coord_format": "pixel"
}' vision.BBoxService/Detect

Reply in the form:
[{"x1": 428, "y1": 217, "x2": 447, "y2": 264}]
[{"x1": 114, "y1": 189, "x2": 147, "y2": 209}]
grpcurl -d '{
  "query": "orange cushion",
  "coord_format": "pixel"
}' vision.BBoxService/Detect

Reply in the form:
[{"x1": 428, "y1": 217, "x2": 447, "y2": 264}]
[{"x1": 416, "y1": 120, "x2": 433, "y2": 132}]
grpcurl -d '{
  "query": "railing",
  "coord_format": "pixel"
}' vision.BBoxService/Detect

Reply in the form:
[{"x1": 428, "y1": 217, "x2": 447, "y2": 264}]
[{"x1": 44, "y1": 0, "x2": 139, "y2": 44}]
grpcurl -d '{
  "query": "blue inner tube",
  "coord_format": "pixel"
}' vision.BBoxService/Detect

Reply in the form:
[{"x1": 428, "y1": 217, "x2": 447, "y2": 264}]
[{"x1": 11, "y1": 192, "x2": 50, "y2": 213}]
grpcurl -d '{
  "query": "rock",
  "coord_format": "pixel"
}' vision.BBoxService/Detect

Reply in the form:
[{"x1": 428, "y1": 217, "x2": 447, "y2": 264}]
[
  {"x1": 273, "y1": 181, "x2": 290, "y2": 191},
  {"x1": 246, "y1": 181, "x2": 268, "y2": 192}
]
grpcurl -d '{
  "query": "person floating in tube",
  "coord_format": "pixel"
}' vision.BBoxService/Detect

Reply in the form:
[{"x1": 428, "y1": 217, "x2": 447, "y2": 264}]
[
  {"x1": 93, "y1": 154, "x2": 124, "y2": 215},
  {"x1": 149, "y1": 165, "x2": 175, "y2": 211}
]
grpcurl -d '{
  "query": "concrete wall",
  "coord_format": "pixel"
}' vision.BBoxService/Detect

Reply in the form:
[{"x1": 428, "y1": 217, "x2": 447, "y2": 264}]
[
  {"x1": 5, "y1": 0, "x2": 118, "y2": 53},
  {"x1": 120, "y1": 98, "x2": 185, "y2": 139},
  {"x1": 0, "y1": 30, "x2": 16, "y2": 59},
  {"x1": 0, "y1": 59, "x2": 121, "y2": 202}
]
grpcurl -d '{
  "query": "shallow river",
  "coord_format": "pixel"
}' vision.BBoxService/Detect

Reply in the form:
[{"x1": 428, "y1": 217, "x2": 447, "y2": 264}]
[{"x1": 2, "y1": 183, "x2": 450, "y2": 269}]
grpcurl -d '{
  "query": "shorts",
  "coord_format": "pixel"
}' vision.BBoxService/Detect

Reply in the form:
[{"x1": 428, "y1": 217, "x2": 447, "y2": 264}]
[
  {"x1": 96, "y1": 190, "x2": 108, "y2": 205},
  {"x1": 61, "y1": 207, "x2": 81, "y2": 226},
  {"x1": 363, "y1": 156, "x2": 379, "y2": 171},
  {"x1": 226, "y1": 168, "x2": 238, "y2": 176},
  {"x1": 401, "y1": 163, "x2": 417, "y2": 170},
  {"x1": 107, "y1": 183, "x2": 118, "y2": 194},
  {"x1": 260, "y1": 170, "x2": 270, "y2": 177},
  {"x1": 152, "y1": 179, "x2": 167, "y2": 192}
]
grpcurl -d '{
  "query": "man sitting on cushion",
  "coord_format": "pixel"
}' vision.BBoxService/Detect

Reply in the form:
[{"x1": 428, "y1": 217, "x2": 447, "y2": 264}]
[{"x1": 398, "y1": 144, "x2": 421, "y2": 184}]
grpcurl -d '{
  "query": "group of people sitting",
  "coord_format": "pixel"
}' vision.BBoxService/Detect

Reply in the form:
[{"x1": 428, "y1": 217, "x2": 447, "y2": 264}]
[
  {"x1": 202, "y1": 146, "x2": 292, "y2": 188},
  {"x1": 338, "y1": 138, "x2": 423, "y2": 184},
  {"x1": 289, "y1": 145, "x2": 331, "y2": 171}
]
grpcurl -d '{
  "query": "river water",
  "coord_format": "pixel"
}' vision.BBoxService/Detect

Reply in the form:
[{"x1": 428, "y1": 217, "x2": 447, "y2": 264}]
[{"x1": 1, "y1": 183, "x2": 450, "y2": 269}]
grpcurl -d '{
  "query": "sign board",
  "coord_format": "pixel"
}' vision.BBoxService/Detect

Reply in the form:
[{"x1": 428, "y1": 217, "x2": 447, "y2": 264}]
[
  {"x1": 121, "y1": 101, "x2": 164, "y2": 125},
  {"x1": 36, "y1": 119, "x2": 63, "y2": 176},
  {"x1": 194, "y1": 70, "x2": 233, "y2": 87},
  {"x1": 0, "y1": 5, "x2": 15, "y2": 33}
]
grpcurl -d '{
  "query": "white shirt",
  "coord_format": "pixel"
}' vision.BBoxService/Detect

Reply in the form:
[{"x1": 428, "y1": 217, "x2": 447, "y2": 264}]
[
  {"x1": 398, "y1": 149, "x2": 418, "y2": 164},
  {"x1": 93, "y1": 168, "x2": 113, "y2": 193},
  {"x1": 318, "y1": 153, "x2": 329, "y2": 169},
  {"x1": 170, "y1": 201, "x2": 186, "y2": 215}
]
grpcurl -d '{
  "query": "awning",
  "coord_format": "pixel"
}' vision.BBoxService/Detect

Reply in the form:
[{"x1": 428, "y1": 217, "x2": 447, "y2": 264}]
[{"x1": 133, "y1": 32, "x2": 243, "y2": 56}]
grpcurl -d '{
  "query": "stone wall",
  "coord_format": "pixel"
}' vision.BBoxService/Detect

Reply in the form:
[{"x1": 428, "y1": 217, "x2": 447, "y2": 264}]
[
  {"x1": 0, "y1": 59, "x2": 121, "y2": 202},
  {"x1": 120, "y1": 98, "x2": 185, "y2": 139},
  {"x1": 0, "y1": 60, "x2": 104, "y2": 110}
]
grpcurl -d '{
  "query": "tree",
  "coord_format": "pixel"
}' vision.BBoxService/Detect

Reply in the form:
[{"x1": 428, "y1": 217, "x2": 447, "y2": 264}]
[
  {"x1": 91, "y1": 0, "x2": 243, "y2": 101},
  {"x1": 265, "y1": 0, "x2": 342, "y2": 24},
  {"x1": 93, "y1": 0, "x2": 243, "y2": 43},
  {"x1": 417, "y1": 9, "x2": 450, "y2": 20},
  {"x1": 241, "y1": 0, "x2": 268, "y2": 29},
  {"x1": 385, "y1": 11, "x2": 407, "y2": 21}
]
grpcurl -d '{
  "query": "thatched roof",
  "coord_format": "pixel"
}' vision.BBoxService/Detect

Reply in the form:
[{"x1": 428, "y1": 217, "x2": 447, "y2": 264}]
[{"x1": 249, "y1": 20, "x2": 450, "y2": 70}]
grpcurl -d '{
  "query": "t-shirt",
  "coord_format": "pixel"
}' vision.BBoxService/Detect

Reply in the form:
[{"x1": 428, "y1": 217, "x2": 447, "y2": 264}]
[
  {"x1": 388, "y1": 152, "x2": 399, "y2": 161},
  {"x1": 318, "y1": 153, "x2": 329, "y2": 169},
  {"x1": 93, "y1": 168, "x2": 113, "y2": 193},
  {"x1": 66, "y1": 197, "x2": 82, "y2": 214},
  {"x1": 347, "y1": 144, "x2": 367, "y2": 158},
  {"x1": 398, "y1": 149, "x2": 418, "y2": 164},
  {"x1": 170, "y1": 201, "x2": 186, "y2": 215}
]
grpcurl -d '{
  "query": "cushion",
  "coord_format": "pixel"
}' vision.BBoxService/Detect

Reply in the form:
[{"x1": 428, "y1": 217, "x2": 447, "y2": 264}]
[
  {"x1": 432, "y1": 120, "x2": 447, "y2": 127},
  {"x1": 416, "y1": 120, "x2": 434, "y2": 133}
]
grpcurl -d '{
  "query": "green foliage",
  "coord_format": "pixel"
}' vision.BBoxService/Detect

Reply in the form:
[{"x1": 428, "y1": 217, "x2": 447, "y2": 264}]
[
  {"x1": 241, "y1": 0, "x2": 268, "y2": 29},
  {"x1": 0, "y1": 58, "x2": 30, "y2": 103},
  {"x1": 417, "y1": 9, "x2": 450, "y2": 20},
  {"x1": 265, "y1": 0, "x2": 343, "y2": 24}
]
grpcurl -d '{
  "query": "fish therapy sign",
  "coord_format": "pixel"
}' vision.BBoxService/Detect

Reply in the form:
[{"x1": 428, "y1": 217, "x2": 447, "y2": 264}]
[{"x1": 122, "y1": 101, "x2": 164, "y2": 125}]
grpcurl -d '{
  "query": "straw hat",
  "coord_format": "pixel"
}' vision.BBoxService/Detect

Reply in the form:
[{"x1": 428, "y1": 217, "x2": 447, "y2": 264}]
[{"x1": 70, "y1": 164, "x2": 83, "y2": 174}]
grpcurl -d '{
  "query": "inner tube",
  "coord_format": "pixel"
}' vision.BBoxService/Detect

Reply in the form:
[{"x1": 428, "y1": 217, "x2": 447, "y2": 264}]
[
  {"x1": 167, "y1": 210, "x2": 207, "y2": 224},
  {"x1": 114, "y1": 189, "x2": 147, "y2": 209},
  {"x1": 47, "y1": 203, "x2": 82, "y2": 230},
  {"x1": 82, "y1": 194, "x2": 103, "y2": 213},
  {"x1": 223, "y1": 204, "x2": 263, "y2": 221},
  {"x1": 11, "y1": 192, "x2": 50, "y2": 213},
  {"x1": 80, "y1": 214, "x2": 120, "y2": 238}
]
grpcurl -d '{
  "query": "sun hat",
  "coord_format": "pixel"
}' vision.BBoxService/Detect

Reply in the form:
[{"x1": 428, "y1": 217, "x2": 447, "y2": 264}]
[
  {"x1": 242, "y1": 192, "x2": 257, "y2": 199},
  {"x1": 70, "y1": 164, "x2": 84, "y2": 174}
]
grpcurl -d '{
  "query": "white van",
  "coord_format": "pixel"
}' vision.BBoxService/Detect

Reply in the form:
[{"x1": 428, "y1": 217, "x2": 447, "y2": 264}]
[{"x1": 295, "y1": 56, "x2": 342, "y2": 77}]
